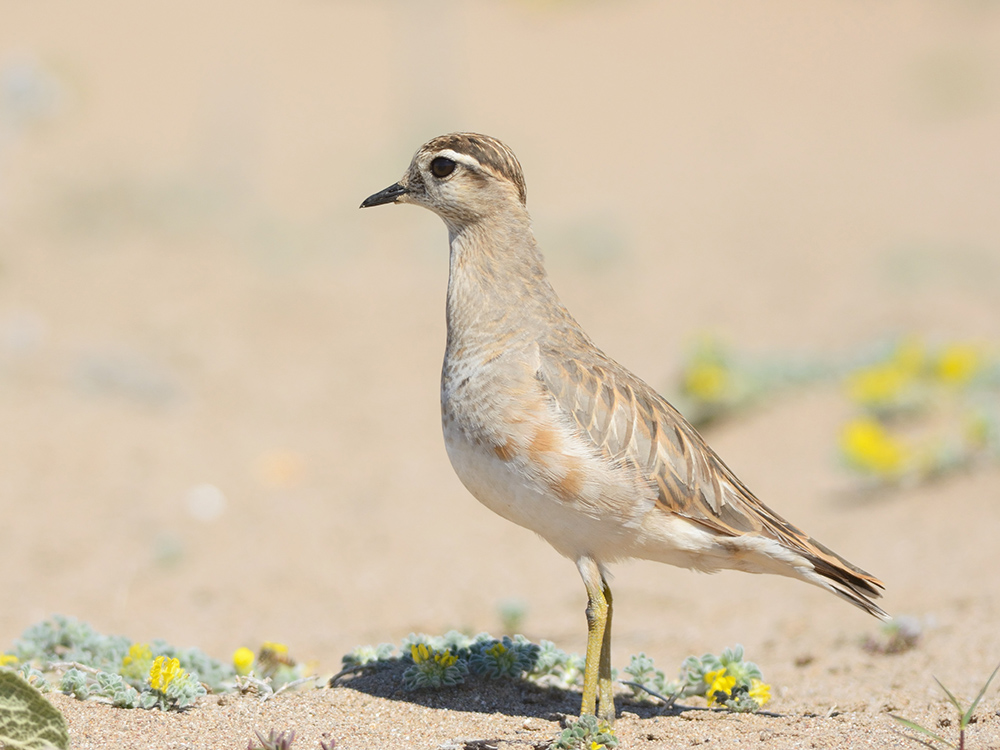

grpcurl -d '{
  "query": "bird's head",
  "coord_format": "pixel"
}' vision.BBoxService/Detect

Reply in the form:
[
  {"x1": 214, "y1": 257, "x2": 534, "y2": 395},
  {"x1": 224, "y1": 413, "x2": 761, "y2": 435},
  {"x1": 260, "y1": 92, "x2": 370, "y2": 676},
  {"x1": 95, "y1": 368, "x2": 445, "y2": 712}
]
[{"x1": 360, "y1": 132, "x2": 527, "y2": 227}]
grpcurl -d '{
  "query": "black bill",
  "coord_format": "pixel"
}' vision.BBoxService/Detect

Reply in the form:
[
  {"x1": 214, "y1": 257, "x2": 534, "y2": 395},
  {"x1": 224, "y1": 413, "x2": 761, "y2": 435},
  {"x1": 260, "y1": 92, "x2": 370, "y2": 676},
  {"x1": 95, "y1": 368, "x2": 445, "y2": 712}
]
[{"x1": 360, "y1": 182, "x2": 409, "y2": 208}]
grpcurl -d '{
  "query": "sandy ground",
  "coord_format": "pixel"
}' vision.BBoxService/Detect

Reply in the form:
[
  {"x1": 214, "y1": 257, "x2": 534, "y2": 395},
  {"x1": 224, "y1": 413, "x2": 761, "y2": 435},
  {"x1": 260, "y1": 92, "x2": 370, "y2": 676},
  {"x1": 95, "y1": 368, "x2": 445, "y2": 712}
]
[{"x1": 2, "y1": 1, "x2": 1000, "y2": 747}]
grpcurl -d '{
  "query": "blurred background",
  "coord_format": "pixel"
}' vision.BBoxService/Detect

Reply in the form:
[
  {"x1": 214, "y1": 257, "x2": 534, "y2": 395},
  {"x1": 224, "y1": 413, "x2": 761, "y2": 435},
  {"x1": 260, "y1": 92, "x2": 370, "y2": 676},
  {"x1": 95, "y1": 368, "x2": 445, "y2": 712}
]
[{"x1": 2, "y1": 0, "x2": 999, "y2": 679}]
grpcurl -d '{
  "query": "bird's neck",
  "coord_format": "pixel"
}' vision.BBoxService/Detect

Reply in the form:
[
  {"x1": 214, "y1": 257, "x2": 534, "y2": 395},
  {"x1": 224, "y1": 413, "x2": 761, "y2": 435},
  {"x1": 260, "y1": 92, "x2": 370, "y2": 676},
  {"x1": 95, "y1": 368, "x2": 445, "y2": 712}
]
[{"x1": 444, "y1": 207, "x2": 561, "y2": 353}]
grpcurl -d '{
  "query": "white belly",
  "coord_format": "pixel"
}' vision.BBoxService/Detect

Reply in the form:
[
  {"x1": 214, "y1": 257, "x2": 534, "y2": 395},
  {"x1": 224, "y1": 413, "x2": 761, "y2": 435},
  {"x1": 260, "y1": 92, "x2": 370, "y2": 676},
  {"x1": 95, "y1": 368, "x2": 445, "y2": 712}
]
[
  {"x1": 443, "y1": 424, "x2": 643, "y2": 563},
  {"x1": 443, "y1": 420, "x2": 810, "y2": 580}
]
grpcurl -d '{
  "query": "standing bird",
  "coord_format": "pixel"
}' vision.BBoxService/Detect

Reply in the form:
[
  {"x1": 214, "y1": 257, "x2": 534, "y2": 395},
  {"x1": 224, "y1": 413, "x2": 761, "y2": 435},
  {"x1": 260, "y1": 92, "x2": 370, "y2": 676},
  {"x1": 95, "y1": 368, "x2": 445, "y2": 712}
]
[{"x1": 361, "y1": 133, "x2": 885, "y2": 723}]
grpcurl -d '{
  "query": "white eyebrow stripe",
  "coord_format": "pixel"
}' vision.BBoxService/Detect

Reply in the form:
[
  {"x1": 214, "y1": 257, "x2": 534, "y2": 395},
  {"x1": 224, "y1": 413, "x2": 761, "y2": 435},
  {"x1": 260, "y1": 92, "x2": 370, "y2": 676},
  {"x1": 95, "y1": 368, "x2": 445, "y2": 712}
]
[{"x1": 434, "y1": 149, "x2": 484, "y2": 171}]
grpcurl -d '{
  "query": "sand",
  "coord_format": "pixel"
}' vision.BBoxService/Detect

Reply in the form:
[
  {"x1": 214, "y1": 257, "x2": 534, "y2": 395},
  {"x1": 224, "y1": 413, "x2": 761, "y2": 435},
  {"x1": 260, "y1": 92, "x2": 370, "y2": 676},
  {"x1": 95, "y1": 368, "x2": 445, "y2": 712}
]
[{"x1": 2, "y1": 1, "x2": 1000, "y2": 747}]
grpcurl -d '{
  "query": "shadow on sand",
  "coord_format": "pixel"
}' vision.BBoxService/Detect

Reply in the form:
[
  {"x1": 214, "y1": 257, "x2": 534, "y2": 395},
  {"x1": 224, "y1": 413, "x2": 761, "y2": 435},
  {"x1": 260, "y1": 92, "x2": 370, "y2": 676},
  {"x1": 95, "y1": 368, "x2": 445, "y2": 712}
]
[{"x1": 329, "y1": 660, "x2": 694, "y2": 723}]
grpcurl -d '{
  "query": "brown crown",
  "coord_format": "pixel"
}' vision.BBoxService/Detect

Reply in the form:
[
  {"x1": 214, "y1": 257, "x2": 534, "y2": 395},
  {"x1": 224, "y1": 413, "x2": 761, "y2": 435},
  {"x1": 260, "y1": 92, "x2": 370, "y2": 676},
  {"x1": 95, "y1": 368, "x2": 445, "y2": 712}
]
[{"x1": 421, "y1": 132, "x2": 527, "y2": 206}]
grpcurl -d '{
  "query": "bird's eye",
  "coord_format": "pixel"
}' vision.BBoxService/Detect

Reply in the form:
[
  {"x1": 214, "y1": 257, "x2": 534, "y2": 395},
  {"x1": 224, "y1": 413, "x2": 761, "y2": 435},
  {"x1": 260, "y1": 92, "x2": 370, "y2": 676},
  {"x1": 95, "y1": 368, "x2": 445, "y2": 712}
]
[{"x1": 430, "y1": 157, "x2": 456, "y2": 178}]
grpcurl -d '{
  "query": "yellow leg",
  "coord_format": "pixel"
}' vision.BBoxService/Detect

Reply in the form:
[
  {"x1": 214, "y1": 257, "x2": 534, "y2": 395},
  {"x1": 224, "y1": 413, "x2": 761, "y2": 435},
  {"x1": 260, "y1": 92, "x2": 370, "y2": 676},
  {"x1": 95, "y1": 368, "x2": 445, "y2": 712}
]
[
  {"x1": 597, "y1": 580, "x2": 615, "y2": 722},
  {"x1": 577, "y1": 557, "x2": 616, "y2": 723}
]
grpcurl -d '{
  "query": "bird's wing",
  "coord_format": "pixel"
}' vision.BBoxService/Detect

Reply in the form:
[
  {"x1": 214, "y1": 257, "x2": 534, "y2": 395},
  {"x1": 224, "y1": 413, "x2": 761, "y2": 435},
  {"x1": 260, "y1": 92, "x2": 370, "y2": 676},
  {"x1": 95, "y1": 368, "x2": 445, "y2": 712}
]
[{"x1": 537, "y1": 346, "x2": 885, "y2": 609}]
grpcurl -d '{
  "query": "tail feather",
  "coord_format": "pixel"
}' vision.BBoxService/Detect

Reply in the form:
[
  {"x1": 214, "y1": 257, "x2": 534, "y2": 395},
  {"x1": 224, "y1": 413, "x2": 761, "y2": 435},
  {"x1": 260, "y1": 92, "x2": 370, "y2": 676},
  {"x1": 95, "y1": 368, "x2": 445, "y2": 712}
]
[{"x1": 805, "y1": 541, "x2": 887, "y2": 619}]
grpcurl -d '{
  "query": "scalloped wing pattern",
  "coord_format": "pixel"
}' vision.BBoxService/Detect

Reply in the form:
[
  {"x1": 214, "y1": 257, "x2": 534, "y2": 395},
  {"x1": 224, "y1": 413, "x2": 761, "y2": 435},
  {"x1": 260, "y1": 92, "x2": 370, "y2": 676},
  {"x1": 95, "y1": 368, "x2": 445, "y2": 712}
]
[{"x1": 538, "y1": 346, "x2": 885, "y2": 616}]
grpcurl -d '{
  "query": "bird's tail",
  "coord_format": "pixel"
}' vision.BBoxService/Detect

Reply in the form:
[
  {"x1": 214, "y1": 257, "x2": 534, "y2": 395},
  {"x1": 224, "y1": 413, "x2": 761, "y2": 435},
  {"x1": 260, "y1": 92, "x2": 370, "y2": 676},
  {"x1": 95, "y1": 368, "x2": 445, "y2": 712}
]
[{"x1": 802, "y1": 538, "x2": 887, "y2": 619}]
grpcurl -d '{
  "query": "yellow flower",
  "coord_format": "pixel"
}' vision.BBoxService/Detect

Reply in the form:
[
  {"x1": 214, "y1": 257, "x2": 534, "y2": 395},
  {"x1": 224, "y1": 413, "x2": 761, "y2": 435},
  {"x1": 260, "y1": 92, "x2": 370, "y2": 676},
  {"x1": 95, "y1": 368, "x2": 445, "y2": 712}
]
[
  {"x1": 847, "y1": 338, "x2": 929, "y2": 407},
  {"x1": 120, "y1": 642, "x2": 154, "y2": 681},
  {"x1": 122, "y1": 643, "x2": 152, "y2": 668},
  {"x1": 847, "y1": 364, "x2": 911, "y2": 406},
  {"x1": 148, "y1": 656, "x2": 184, "y2": 692},
  {"x1": 411, "y1": 643, "x2": 430, "y2": 664},
  {"x1": 256, "y1": 641, "x2": 295, "y2": 677},
  {"x1": 232, "y1": 647, "x2": 255, "y2": 676},
  {"x1": 260, "y1": 641, "x2": 289, "y2": 656},
  {"x1": 587, "y1": 721, "x2": 616, "y2": 750},
  {"x1": 486, "y1": 642, "x2": 508, "y2": 659},
  {"x1": 0, "y1": 654, "x2": 17, "y2": 667},
  {"x1": 893, "y1": 337, "x2": 925, "y2": 374},
  {"x1": 840, "y1": 418, "x2": 910, "y2": 475},
  {"x1": 936, "y1": 343, "x2": 980, "y2": 385},
  {"x1": 704, "y1": 668, "x2": 736, "y2": 705},
  {"x1": 684, "y1": 362, "x2": 729, "y2": 402},
  {"x1": 410, "y1": 643, "x2": 456, "y2": 668},
  {"x1": 749, "y1": 679, "x2": 771, "y2": 707}
]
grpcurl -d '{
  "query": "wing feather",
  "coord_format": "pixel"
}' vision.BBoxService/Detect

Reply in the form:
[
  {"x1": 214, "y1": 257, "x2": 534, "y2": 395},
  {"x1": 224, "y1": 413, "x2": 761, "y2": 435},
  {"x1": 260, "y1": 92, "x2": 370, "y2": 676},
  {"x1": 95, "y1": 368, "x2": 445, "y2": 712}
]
[{"x1": 537, "y1": 345, "x2": 885, "y2": 615}]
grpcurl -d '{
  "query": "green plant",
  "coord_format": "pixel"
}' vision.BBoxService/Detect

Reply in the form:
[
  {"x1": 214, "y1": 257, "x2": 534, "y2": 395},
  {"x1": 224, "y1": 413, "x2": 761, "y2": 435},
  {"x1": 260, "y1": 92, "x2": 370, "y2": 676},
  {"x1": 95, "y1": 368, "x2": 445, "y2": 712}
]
[
  {"x1": 674, "y1": 334, "x2": 829, "y2": 427},
  {"x1": 551, "y1": 714, "x2": 617, "y2": 750},
  {"x1": 891, "y1": 662, "x2": 1000, "y2": 750},
  {"x1": 670, "y1": 334, "x2": 1000, "y2": 488},
  {"x1": 622, "y1": 652, "x2": 669, "y2": 701},
  {"x1": 497, "y1": 598, "x2": 527, "y2": 634},
  {"x1": 863, "y1": 615, "x2": 923, "y2": 655},
  {"x1": 138, "y1": 655, "x2": 206, "y2": 710},
  {"x1": 17, "y1": 664, "x2": 49, "y2": 692},
  {"x1": 401, "y1": 643, "x2": 469, "y2": 690},
  {"x1": 119, "y1": 643, "x2": 153, "y2": 685},
  {"x1": 343, "y1": 632, "x2": 571, "y2": 692},
  {"x1": 4, "y1": 616, "x2": 333, "y2": 712},
  {"x1": 527, "y1": 640, "x2": 585, "y2": 689},
  {"x1": 0, "y1": 669, "x2": 70, "y2": 750},
  {"x1": 48, "y1": 653, "x2": 206, "y2": 710},
  {"x1": 9, "y1": 615, "x2": 132, "y2": 674},
  {"x1": 58, "y1": 668, "x2": 90, "y2": 700},
  {"x1": 340, "y1": 643, "x2": 395, "y2": 671},
  {"x1": 96, "y1": 671, "x2": 141, "y2": 708},
  {"x1": 339, "y1": 633, "x2": 771, "y2": 719},
  {"x1": 623, "y1": 645, "x2": 771, "y2": 713},
  {"x1": 468, "y1": 635, "x2": 540, "y2": 679},
  {"x1": 5, "y1": 615, "x2": 328, "y2": 711},
  {"x1": 226, "y1": 641, "x2": 317, "y2": 696}
]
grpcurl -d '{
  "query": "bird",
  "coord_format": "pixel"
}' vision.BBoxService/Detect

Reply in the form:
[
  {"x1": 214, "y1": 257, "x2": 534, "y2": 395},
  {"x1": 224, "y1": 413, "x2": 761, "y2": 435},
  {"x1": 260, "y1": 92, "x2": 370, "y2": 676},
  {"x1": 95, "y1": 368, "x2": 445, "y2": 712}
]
[{"x1": 360, "y1": 132, "x2": 886, "y2": 723}]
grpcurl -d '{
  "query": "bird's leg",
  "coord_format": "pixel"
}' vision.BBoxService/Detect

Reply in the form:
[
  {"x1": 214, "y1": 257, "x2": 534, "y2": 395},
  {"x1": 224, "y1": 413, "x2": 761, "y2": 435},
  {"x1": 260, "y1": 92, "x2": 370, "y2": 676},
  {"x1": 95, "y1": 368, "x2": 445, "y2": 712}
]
[
  {"x1": 580, "y1": 579, "x2": 607, "y2": 719},
  {"x1": 597, "y1": 577, "x2": 615, "y2": 722},
  {"x1": 577, "y1": 557, "x2": 615, "y2": 723}
]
